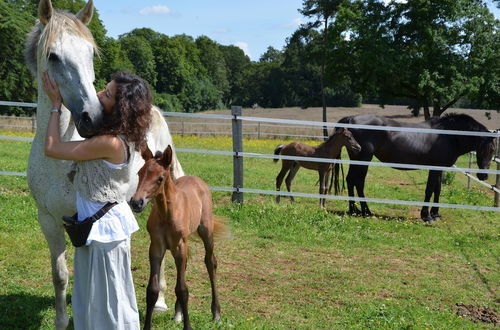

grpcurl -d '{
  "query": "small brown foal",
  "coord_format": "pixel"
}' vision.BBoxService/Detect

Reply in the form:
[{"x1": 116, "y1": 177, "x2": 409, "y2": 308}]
[
  {"x1": 130, "y1": 145, "x2": 224, "y2": 330},
  {"x1": 274, "y1": 127, "x2": 361, "y2": 207}
]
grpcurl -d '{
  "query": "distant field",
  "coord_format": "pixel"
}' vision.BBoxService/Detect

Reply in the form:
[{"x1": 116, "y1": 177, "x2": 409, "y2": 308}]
[
  {"x1": 3, "y1": 105, "x2": 499, "y2": 138},
  {"x1": 0, "y1": 133, "x2": 498, "y2": 329}
]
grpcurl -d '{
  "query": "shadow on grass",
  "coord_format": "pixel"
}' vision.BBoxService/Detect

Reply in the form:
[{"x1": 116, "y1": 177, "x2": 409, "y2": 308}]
[
  {"x1": 326, "y1": 209, "x2": 414, "y2": 222},
  {"x1": 0, "y1": 293, "x2": 69, "y2": 329}
]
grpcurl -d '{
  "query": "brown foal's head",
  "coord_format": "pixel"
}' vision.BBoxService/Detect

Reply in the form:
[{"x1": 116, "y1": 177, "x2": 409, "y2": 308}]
[
  {"x1": 335, "y1": 127, "x2": 361, "y2": 154},
  {"x1": 129, "y1": 145, "x2": 173, "y2": 213}
]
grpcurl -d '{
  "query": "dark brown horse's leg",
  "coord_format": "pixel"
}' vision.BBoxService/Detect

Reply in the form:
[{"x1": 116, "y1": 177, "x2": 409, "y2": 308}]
[
  {"x1": 285, "y1": 163, "x2": 299, "y2": 202},
  {"x1": 172, "y1": 239, "x2": 191, "y2": 330},
  {"x1": 144, "y1": 239, "x2": 168, "y2": 330},
  {"x1": 421, "y1": 170, "x2": 439, "y2": 222},
  {"x1": 199, "y1": 229, "x2": 221, "y2": 322},
  {"x1": 347, "y1": 164, "x2": 372, "y2": 216},
  {"x1": 276, "y1": 161, "x2": 291, "y2": 203},
  {"x1": 430, "y1": 171, "x2": 443, "y2": 220}
]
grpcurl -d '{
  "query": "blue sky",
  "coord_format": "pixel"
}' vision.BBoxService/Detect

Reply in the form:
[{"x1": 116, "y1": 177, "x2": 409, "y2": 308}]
[
  {"x1": 95, "y1": 1, "x2": 500, "y2": 62},
  {"x1": 95, "y1": 0, "x2": 305, "y2": 61}
]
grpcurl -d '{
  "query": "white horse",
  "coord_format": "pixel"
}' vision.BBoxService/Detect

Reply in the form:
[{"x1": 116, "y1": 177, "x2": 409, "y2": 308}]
[{"x1": 25, "y1": 1, "x2": 182, "y2": 328}]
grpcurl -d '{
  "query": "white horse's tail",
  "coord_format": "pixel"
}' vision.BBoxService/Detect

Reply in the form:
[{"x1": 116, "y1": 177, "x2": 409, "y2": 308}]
[{"x1": 148, "y1": 106, "x2": 185, "y2": 178}]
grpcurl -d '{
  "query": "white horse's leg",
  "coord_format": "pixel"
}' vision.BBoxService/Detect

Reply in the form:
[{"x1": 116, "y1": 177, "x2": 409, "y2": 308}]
[
  {"x1": 154, "y1": 256, "x2": 169, "y2": 312},
  {"x1": 38, "y1": 210, "x2": 69, "y2": 330}
]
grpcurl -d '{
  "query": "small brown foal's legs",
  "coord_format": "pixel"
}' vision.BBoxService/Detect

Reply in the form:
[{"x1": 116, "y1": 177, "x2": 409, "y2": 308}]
[
  {"x1": 172, "y1": 239, "x2": 191, "y2": 330},
  {"x1": 144, "y1": 242, "x2": 168, "y2": 330}
]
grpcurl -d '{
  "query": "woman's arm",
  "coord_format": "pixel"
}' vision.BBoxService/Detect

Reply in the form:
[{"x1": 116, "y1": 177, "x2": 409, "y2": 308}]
[{"x1": 42, "y1": 72, "x2": 125, "y2": 163}]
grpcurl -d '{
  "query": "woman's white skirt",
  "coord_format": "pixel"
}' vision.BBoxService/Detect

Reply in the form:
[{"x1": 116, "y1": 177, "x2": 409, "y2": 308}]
[{"x1": 72, "y1": 238, "x2": 140, "y2": 330}]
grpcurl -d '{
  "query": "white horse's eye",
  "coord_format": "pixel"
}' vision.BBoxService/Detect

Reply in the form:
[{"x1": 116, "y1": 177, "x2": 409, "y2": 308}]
[{"x1": 49, "y1": 53, "x2": 60, "y2": 62}]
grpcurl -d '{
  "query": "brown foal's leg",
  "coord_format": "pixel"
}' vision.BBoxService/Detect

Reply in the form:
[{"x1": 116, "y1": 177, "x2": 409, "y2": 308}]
[
  {"x1": 285, "y1": 163, "x2": 300, "y2": 202},
  {"x1": 144, "y1": 237, "x2": 168, "y2": 330},
  {"x1": 198, "y1": 225, "x2": 221, "y2": 322},
  {"x1": 172, "y1": 238, "x2": 191, "y2": 330},
  {"x1": 276, "y1": 161, "x2": 291, "y2": 203}
]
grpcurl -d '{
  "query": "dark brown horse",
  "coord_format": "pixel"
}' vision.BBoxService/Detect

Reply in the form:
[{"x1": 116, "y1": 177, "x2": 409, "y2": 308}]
[
  {"x1": 274, "y1": 127, "x2": 361, "y2": 207},
  {"x1": 335, "y1": 113, "x2": 496, "y2": 222},
  {"x1": 130, "y1": 146, "x2": 225, "y2": 330}
]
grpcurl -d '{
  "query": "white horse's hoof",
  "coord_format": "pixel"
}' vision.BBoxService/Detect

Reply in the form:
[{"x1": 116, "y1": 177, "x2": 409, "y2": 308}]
[
  {"x1": 173, "y1": 312, "x2": 183, "y2": 323},
  {"x1": 153, "y1": 301, "x2": 168, "y2": 313}
]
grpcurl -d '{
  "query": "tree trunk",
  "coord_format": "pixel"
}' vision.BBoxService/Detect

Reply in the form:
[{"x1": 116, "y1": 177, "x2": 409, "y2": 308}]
[
  {"x1": 423, "y1": 105, "x2": 431, "y2": 120},
  {"x1": 321, "y1": 16, "x2": 329, "y2": 140}
]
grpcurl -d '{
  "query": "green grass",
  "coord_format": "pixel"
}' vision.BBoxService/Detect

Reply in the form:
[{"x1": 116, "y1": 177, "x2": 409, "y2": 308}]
[{"x1": 0, "y1": 133, "x2": 498, "y2": 329}]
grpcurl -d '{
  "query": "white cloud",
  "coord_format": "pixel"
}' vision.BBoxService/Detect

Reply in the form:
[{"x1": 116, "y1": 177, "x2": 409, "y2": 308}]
[
  {"x1": 139, "y1": 5, "x2": 171, "y2": 16},
  {"x1": 283, "y1": 18, "x2": 304, "y2": 28},
  {"x1": 235, "y1": 42, "x2": 251, "y2": 58}
]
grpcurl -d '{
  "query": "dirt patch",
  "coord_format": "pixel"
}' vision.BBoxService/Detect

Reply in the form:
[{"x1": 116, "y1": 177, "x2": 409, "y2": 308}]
[{"x1": 456, "y1": 303, "x2": 499, "y2": 325}]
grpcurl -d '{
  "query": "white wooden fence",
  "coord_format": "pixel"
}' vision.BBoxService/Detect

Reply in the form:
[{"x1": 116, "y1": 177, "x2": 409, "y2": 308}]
[{"x1": 1, "y1": 101, "x2": 500, "y2": 211}]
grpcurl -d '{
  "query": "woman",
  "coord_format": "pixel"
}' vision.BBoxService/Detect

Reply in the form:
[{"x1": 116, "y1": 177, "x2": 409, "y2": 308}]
[{"x1": 43, "y1": 71, "x2": 151, "y2": 330}]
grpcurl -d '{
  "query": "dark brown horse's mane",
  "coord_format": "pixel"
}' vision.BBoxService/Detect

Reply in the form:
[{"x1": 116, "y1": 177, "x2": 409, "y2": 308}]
[{"x1": 434, "y1": 113, "x2": 487, "y2": 132}]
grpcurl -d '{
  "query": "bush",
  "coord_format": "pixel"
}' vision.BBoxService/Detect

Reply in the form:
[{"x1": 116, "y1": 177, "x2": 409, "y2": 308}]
[{"x1": 153, "y1": 93, "x2": 183, "y2": 112}]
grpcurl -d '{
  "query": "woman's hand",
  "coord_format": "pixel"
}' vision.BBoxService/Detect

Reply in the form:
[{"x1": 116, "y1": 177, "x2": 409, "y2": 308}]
[{"x1": 42, "y1": 71, "x2": 63, "y2": 110}]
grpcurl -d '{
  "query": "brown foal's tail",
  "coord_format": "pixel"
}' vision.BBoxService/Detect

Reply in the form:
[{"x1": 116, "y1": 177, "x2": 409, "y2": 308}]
[
  {"x1": 213, "y1": 216, "x2": 230, "y2": 241},
  {"x1": 273, "y1": 144, "x2": 284, "y2": 163}
]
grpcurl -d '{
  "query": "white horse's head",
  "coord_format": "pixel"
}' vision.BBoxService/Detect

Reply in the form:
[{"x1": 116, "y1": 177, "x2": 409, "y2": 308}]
[{"x1": 25, "y1": 0, "x2": 103, "y2": 138}]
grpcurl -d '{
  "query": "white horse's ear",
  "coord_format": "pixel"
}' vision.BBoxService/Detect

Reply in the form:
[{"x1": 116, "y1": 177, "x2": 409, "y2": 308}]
[
  {"x1": 76, "y1": 0, "x2": 94, "y2": 25},
  {"x1": 38, "y1": 0, "x2": 53, "y2": 25}
]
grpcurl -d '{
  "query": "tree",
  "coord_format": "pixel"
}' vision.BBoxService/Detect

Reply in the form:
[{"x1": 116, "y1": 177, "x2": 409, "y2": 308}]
[
  {"x1": 259, "y1": 46, "x2": 284, "y2": 63},
  {"x1": 119, "y1": 35, "x2": 157, "y2": 87},
  {"x1": 0, "y1": 0, "x2": 37, "y2": 115},
  {"x1": 195, "y1": 36, "x2": 230, "y2": 106},
  {"x1": 346, "y1": 0, "x2": 500, "y2": 118},
  {"x1": 219, "y1": 44, "x2": 251, "y2": 105},
  {"x1": 300, "y1": 0, "x2": 346, "y2": 138}
]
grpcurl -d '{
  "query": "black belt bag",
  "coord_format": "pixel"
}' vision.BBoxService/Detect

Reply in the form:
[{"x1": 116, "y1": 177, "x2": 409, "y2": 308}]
[{"x1": 62, "y1": 202, "x2": 117, "y2": 247}]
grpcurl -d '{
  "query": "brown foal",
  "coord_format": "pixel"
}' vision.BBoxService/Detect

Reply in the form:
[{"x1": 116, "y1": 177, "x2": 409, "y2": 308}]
[
  {"x1": 130, "y1": 145, "x2": 224, "y2": 330},
  {"x1": 274, "y1": 127, "x2": 361, "y2": 207}
]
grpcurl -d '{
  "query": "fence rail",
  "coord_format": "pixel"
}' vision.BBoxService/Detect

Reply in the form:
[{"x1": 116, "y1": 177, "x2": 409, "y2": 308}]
[{"x1": 1, "y1": 101, "x2": 500, "y2": 210}]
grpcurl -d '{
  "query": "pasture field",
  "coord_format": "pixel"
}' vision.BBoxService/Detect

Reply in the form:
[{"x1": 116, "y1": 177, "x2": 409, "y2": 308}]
[{"x1": 0, "y1": 132, "x2": 498, "y2": 329}]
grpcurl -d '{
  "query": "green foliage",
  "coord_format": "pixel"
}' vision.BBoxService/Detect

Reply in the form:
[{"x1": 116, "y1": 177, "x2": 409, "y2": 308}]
[
  {"x1": 0, "y1": 0, "x2": 37, "y2": 116},
  {"x1": 152, "y1": 92, "x2": 182, "y2": 112},
  {"x1": 343, "y1": 0, "x2": 500, "y2": 118},
  {"x1": 118, "y1": 35, "x2": 157, "y2": 87},
  {"x1": 2, "y1": 0, "x2": 499, "y2": 116}
]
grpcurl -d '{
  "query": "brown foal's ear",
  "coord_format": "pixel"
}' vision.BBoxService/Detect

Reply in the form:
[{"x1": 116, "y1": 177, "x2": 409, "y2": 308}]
[
  {"x1": 141, "y1": 145, "x2": 154, "y2": 161},
  {"x1": 160, "y1": 145, "x2": 173, "y2": 168},
  {"x1": 76, "y1": 0, "x2": 94, "y2": 25},
  {"x1": 38, "y1": 0, "x2": 53, "y2": 25}
]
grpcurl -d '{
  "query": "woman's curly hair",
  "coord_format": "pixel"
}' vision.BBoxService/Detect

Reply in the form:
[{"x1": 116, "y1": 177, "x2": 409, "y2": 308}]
[{"x1": 100, "y1": 71, "x2": 152, "y2": 151}]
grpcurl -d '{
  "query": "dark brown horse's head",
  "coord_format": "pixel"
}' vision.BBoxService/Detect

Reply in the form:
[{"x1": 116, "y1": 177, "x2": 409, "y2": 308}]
[
  {"x1": 129, "y1": 145, "x2": 173, "y2": 212},
  {"x1": 335, "y1": 127, "x2": 361, "y2": 154},
  {"x1": 476, "y1": 136, "x2": 496, "y2": 181}
]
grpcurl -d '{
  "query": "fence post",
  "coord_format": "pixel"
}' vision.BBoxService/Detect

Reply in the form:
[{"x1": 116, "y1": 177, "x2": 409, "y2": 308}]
[
  {"x1": 495, "y1": 136, "x2": 500, "y2": 207},
  {"x1": 231, "y1": 106, "x2": 244, "y2": 203},
  {"x1": 31, "y1": 116, "x2": 36, "y2": 133}
]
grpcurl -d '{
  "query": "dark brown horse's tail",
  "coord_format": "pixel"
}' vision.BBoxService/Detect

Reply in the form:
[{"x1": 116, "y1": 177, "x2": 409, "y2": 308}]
[
  {"x1": 331, "y1": 155, "x2": 345, "y2": 195},
  {"x1": 273, "y1": 144, "x2": 284, "y2": 163}
]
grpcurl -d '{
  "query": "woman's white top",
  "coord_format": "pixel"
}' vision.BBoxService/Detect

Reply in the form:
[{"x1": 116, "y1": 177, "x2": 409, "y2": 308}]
[{"x1": 76, "y1": 160, "x2": 139, "y2": 245}]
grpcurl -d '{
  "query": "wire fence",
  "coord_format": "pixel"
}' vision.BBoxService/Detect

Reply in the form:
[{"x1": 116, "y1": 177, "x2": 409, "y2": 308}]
[{"x1": 1, "y1": 101, "x2": 500, "y2": 211}]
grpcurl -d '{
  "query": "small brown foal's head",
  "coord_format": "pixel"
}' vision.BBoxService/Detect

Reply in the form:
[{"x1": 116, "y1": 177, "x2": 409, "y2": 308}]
[
  {"x1": 129, "y1": 145, "x2": 173, "y2": 213},
  {"x1": 334, "y1": 127, "x2": 362, "y2": 154}
]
